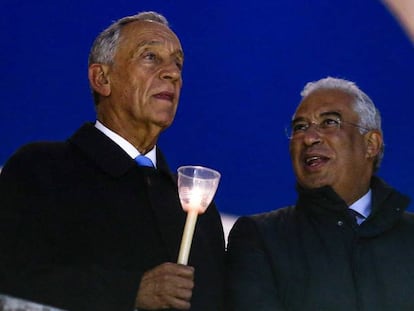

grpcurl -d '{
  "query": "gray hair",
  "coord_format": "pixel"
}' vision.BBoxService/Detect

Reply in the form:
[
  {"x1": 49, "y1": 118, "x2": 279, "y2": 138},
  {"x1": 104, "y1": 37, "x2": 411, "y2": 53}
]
[
  {"x1": 300, "y1": 76, "x2": 384, "y2": 171},
  {"x1": 88, "y1": 11, "x2": 170, "y2": 105},
  {"x1": 88, "y1": 11, "x2": 169, "y2": 66}
]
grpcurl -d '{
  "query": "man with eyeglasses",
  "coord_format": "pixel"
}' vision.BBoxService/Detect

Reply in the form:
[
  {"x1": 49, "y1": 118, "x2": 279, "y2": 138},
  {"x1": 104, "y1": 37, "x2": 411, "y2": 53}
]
[{"x1": 225, "y1": 76, "x2": 414, "y2": 311}]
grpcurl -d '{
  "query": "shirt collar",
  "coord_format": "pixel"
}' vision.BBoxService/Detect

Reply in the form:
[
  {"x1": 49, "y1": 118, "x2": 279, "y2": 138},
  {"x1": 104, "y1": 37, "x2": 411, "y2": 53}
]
[
  {"x1": 349, "y1": 189, "x2": 372, "y2": 219},
  {"x1": 94, "y1": 120, "x2": 157, "y2": 168}
]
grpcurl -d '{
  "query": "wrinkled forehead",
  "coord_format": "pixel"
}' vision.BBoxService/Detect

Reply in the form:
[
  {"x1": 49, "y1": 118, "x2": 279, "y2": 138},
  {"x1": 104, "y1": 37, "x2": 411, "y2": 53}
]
[
  {"x1": 293, "y1": 89, "x2": 356, "y2": 120},
  {"x1": 121, "y1": 20, "x2": 182, "y2": 49}
]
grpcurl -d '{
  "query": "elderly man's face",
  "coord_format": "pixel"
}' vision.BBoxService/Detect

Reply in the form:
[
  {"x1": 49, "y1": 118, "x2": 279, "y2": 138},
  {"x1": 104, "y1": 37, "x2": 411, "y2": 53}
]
[
  {"x1": 289, "y1": 89, "x2": 379, "y2": 205},
  {"x1": 107, "y1": 20, "x2": 184, "y2": 132}
]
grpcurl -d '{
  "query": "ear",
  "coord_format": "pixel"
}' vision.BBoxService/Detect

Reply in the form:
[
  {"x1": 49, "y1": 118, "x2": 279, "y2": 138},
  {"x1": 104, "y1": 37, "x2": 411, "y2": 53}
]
[
  {"x1": 88, "y1": 64, "x2": 111, "y2": 97},
  {"x1": 364, "y1": 130, "x2": 383, "y2": 160}
]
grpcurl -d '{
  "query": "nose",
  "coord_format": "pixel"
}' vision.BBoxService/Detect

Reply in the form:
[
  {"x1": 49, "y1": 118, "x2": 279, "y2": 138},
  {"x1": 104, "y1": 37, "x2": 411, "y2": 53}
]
[
  {"x1": 160, "y1": 61, "x2": 181, "y2": 82},
  {"x1": 303, "y1": 124, "x2": 322, "y2": 146}
]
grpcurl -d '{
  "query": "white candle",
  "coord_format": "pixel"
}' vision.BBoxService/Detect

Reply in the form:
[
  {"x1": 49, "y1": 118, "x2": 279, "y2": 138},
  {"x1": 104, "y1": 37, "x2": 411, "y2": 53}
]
[
  {"x1": 177, "y1": 210, "x2": 198, "y2": 265},
  {"x1": 177, "y1": 188, "x2": 203, "y2": 265}
]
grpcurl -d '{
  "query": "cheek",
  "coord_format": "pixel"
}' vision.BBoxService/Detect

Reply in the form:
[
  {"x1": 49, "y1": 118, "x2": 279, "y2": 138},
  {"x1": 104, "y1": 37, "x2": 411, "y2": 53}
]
[
  {"x1": 289, "y1": 144, "x2": 303, "y2": 173},
  {"x1": 138, "y1": 76, "x2": 156, "y2": 97},
  {"x1": 289, "y1": 142, "x2": 300, "y2": 161},
  {"x1": 340, "y1": 136, "x2": 366, "y2": 159},
  {"x1": 111, "y1": 73, "x2": 135, "y2": 96},
  {"x1": 333, "y1": 145, "x2": 367, "y2": 179}
]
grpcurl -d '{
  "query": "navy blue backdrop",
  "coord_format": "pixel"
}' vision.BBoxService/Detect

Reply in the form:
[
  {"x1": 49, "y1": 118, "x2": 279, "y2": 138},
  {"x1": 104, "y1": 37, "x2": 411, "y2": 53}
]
[{"x1": 2, "y1": 0, "x2": 414, "y2": 215}]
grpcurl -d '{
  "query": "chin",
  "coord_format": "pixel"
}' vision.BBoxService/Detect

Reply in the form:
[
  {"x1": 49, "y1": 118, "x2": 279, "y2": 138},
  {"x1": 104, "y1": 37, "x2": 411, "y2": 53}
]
[
  {"x1": 300, "y1": 178, "x2": 331, "y2": 190},
  {"x1": 155, "y1": 119, "x2": 174, "y2": 131},
  {"x1": 157, "y1": 113, "x2": 176, "y2": 125}
]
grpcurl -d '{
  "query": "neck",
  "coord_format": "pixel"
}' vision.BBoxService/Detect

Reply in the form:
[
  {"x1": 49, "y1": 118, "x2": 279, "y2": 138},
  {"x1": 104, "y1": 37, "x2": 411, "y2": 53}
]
[{"x1": 97, "y1": 118, "x2": 160, "y2": 154}]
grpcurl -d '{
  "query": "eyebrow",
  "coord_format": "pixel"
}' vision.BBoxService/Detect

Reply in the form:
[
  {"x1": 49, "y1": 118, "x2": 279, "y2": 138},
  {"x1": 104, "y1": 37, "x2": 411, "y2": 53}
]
[
  {"x1": 136, "y1": 40, "x2": 184, "y2": 59},
  {"x1": 320, "y1": 111, "x2": 342, "y2": 119},
  {"x1": 292, "y1": 111, "x2": 342, "y2": 124}
]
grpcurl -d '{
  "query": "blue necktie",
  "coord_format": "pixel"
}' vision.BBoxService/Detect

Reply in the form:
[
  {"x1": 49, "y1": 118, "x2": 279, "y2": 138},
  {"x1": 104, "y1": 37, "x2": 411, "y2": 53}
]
[{"x1": 135, "y1": 155, "x2": 154, "y2": 168}]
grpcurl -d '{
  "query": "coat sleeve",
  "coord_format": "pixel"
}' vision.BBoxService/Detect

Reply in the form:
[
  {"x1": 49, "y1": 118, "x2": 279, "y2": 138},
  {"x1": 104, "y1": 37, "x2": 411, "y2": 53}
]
[{"x1": 225, "y1": 216, "x2": 286, "y2": 311}]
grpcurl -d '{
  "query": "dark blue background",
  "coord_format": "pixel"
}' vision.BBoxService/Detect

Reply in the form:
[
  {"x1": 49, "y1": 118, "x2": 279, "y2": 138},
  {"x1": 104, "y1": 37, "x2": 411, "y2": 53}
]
[{"x1": 2, "y1": 0, "x2": 414, "y2": 215}]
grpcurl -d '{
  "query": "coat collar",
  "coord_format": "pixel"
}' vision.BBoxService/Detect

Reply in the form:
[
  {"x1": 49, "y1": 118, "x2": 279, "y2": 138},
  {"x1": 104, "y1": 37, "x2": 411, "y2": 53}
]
[
  {"x1": 68, "y1": 123, "x2": 135, "y2": 178},
  {"x1": 295, "y1": 176, "x2": 411, "y2": 236},
  {"x1": 296, "y1": 176, "x2": 410, "y2": 211},
  {"x1": 67, "y1": 122, "x2": 174, "y2": 181}
]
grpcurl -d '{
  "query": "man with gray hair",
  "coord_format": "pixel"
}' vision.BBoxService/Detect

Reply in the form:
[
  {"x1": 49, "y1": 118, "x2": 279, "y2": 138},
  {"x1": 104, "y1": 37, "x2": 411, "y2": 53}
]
[
  {"x1": 225, "y1": 77, "x2": 414, "y2": 310},
  {"x1": 0, "y1": 11, "x2": 225, "y2": 311}
]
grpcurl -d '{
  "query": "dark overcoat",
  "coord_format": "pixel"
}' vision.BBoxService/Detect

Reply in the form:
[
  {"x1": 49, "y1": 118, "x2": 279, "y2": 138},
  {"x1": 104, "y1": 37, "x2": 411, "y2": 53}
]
[
  {"x1": 226, "y1": 177, "x2": 414, "y2": 311},
  {"x1": 0, "y1": 123, "x2": 225, "y2": 311}
]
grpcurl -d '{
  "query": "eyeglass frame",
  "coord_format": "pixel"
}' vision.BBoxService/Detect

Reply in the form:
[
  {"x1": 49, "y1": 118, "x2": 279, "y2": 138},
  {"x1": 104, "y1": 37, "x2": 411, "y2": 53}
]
[{"x1": 285, "y1": 114, "x2": 371, "y2": 140}]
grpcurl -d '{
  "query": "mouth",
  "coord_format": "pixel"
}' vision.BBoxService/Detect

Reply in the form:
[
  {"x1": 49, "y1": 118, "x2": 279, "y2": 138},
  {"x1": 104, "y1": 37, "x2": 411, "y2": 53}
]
[
  {"x1": 153, "y1": 91, "x2": 174, "y2": 102},
  {"x1": 303, "y1": 155, "x2": 329, "y2": 168}
]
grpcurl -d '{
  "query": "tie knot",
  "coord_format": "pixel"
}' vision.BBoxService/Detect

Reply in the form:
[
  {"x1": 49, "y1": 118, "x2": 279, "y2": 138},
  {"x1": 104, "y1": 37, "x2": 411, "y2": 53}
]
[
  {"x1": 348, "y1": 208, "x2": 365, "y2": 225},
  {"x1": 135, "y1": 155, "x2": 154, "y2": 168}
]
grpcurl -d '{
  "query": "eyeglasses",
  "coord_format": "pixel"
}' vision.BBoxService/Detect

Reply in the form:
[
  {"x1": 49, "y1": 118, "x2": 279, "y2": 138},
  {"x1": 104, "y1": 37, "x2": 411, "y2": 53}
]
[{"x1": 285, "y1": 116, "x2": 370, "y2": 139}]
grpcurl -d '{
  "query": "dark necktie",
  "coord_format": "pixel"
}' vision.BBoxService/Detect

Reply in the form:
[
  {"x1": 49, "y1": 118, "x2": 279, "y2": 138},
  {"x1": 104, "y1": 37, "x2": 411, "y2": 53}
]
[
  {"x1": 135, "y1": 155, "x2": 154, "y2": 168},
  {"x1": 348, "y1": 208, "x2": 365, "y2": 225}
]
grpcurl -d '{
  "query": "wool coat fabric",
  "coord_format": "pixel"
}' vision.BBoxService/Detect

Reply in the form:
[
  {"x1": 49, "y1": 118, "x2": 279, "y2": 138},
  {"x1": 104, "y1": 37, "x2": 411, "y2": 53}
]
[
  {"x1": 226, "y1": 177, "x2": 414, "y2": 311},
  {"x1": 0, "y1": 123, "x2": 225, "y2": 311}
]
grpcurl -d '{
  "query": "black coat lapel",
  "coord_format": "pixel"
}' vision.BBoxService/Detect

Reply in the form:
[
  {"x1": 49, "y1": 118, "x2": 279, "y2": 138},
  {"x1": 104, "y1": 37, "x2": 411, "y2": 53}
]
[{"x1": 68, "y1": 123, "x2": 136, "y2": 178}]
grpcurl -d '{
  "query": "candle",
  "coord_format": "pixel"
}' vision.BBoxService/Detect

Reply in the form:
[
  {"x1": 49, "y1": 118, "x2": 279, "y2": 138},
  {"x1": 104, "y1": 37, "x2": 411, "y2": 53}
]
[
  {"x1": 176, "y1": 166, "x2": 221, "y2": 265},
  {"x1": 177, "y1": 210, "x2": 199, "y2": 265},
  {"x1": 177, "y1": 188, "x2": 203, "y2": 265}
]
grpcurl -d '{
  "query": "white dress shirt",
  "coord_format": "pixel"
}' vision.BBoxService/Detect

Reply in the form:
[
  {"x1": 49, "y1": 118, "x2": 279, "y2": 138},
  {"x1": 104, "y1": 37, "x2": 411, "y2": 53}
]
[
  {"x1": 94, "y1": 120, "x2": 157, "y2": 168},
  {"x1": 349, "y1": 189, "x2": 372, "y2": 225}
]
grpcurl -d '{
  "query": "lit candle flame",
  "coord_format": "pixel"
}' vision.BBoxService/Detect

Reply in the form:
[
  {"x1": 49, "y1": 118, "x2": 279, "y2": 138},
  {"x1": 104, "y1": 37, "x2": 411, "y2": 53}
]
[{"x1": 188, "y1": 187, "x2": 203, "y2": 211}]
